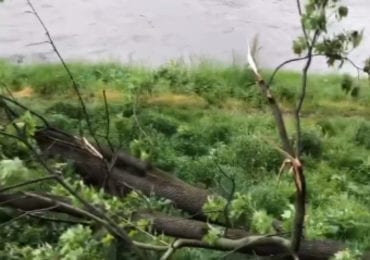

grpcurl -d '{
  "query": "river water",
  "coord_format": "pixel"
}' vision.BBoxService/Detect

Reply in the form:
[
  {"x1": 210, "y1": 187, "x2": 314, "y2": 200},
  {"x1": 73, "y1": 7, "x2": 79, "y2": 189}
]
[{"x1": 0, "y1": 0, "x2": 369, "y2": 73}]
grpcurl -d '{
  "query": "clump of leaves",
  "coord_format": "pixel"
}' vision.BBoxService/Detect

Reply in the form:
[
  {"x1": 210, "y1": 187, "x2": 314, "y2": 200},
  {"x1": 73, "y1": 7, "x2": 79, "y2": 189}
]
[
  {"x1": 251, "y1": 210, "x2": 274, "y2": 234},
  {"x1": 299, "y1": 130, "x2": 323, "y2": 158},
  {"x1": 350, "y1": 85, "x2": 360, "y2": 98},
  {"x1": 331, "y1": 249, "x2": 363, "y2": 260},
  {"x1": 355, "y1": 121, "x2": 370, "y2": 149},
  {"x1": 139, "y1": 111, "x2": 179, "y2": 136},
  {"x1": 154, "y1": 61, "x2": 189, "y2": 90},
  {"x1": 46, "y1": 101, "x2": 81, "y2": 119},
  {"x1": 341, "y1": 74, "x2": 353, "y2": 94},
  {"x1": 276, "y1": 84, "x2": 296, "y2": 103},
  {"x1": 202, "y1": 195, "x2": 227, "y2": 222},
  {"x1": 293, "y1": 0, "x2": 363, "y2": 67}
]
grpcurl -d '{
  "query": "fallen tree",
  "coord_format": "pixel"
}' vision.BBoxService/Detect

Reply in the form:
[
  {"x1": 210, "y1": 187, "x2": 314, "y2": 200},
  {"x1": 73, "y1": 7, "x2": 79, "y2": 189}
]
[
  {"x1": 0, "y1": 126, "x2": 364, "y2": 259},
  {"x1": 1, "y1": 0, "x2": 369, "y2": 258},
  {"x1": 1, "y1": 189, "x2": 366, "y2": 259}
]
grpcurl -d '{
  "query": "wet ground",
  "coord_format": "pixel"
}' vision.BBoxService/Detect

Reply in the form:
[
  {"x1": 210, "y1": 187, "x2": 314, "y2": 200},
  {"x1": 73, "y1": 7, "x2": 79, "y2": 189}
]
[{"x1": 0, "y1": 0, "x2": 369, "y2": 73}]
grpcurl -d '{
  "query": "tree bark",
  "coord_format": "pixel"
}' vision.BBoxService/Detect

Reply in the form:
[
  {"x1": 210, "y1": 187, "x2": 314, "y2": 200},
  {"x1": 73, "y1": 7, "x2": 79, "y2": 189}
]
[
  {"x1": 18, "y1": 127, "x2": 367, "y2": 259},
  {"x1": 34, "y1": 127, "x2": 209, "y2": 217},
  {"x1": 1, "y1": 192, "x2": 366, "y2": 259}
]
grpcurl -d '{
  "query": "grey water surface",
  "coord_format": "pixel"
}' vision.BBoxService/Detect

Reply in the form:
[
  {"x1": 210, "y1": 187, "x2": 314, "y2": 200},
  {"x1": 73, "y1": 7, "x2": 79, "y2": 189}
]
[{"x1": 0, "y1": 0, "x2": 369, "y2": 73}]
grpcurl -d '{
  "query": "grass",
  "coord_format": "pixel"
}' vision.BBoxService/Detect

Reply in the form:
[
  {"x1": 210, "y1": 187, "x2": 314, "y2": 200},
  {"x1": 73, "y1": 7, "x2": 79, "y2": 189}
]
[
  {"x1": 1, "y1": 59, "x2": 369, "y2": 115},
  {"x1": 1, "y1": 59, "x2": 370, "y2": 254}
]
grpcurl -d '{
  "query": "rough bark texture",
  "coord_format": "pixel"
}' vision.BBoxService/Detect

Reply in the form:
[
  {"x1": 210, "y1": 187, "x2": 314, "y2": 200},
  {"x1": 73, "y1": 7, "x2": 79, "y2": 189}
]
[
  {"x1": 0, "y1": 192, "x2": 84, "y2": 218},
  {"x1": 34, "y1": 127, "x2": 209, "y2": 217},
  {"x1": 1, "y1": 193, "x2": 367, "y2": 259},
  {"x1": 133, "y1": 211, "x2": 349, "y2": 260}
]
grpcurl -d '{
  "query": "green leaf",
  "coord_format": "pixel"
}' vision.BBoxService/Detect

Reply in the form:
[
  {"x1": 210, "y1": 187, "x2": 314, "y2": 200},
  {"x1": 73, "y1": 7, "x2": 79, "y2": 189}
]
[
  {"x1": 251, "y1": 210, "x2": 274, "y2": 234},
  {"x1": 202, "y1": 195, "x2": 227, "y2": 222},
  {"x1": 202, "y1": 224, "x2": 224, "y2": 245}
]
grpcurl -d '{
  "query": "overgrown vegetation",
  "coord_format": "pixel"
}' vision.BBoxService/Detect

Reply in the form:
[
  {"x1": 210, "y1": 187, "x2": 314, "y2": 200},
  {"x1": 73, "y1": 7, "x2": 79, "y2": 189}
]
[
  {"x1": 1, "y1": 0, "x2": 370, "y2": 259},
  {"x1": 1, "y1": 57, "x2": 370, "y2": 258}
]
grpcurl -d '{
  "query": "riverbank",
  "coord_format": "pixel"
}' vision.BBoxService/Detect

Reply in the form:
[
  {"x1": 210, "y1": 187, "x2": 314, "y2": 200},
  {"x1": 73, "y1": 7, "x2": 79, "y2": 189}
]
[
  {"x1": 1, "y1": 59, "x2": 369, "y2": 117},
  {"x1": 1, "y1": 60, "x2": 370, "y2": 254}
]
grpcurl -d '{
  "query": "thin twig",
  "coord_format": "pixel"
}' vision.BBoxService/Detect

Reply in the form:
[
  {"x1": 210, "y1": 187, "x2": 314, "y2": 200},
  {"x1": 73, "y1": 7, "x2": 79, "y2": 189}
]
[
  {"x1": 296, "y1": 0, "x2": 310, "y2": 45},
  {"x1": 344, "y1": 57, "x2": 364, "y2": 81},
  {"x1": 268, "y1": 55, "x2": 321, "y2": 86},
  {"x1": 0, "y1": 97, "x2": 23, "y2": 137},
  {"x1": 247, "y1": 44, "x2": 294, "y2": 155},
  {"x1": 26, "y1": 0, "x2": 101, "y2": 148},
  {"x1": 132, "y1": 92, "x2": 153, "y2": 145},
  {"x1": 214, "y1": 160, "x2": 235, "y2": 228},
  {"x1": 0, "y1": 94, "x2": 49, "y2": 127},
  {"x1": 295, "y1": 30, "x2": 319, "y2": 157},
  {"x1": 102, "y1": 90, "x2": 114, "y2": 152},
  {"x1": 27, "y1": 213, "x2": 91, "y2": 225},
  {"x1": 0, "y1": 176, "x2": 56, "y2": 193},
  {"x1": 0, "y1": 204, "x2": 59, "y2": 228}
]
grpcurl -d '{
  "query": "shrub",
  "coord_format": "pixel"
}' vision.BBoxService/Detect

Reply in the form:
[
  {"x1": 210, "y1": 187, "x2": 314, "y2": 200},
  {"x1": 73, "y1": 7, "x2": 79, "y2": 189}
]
[
  {"x1": 350, "y1": 85, "x2": 360, "y2": 98},
  {"x1": 249, "y1": 181, "x2": 293, "y2": 217},
  {"x1": 341, "y1": 74, "x2": 353, "y2": 94},
  {"x1": 175, "y1": 156, "x2": 217, "y2": 187},
  {"x1": 172, "y1": 126, "x2": 209, "y2": 157},
  {"x1": 153, "y1": 62, "x2": 189, "y2": 90},
  {"x1": 46, "y1": 102, "x2": 81, "y2": 119},
  {"x1": 355, "y1": 121, "x2": 370, "y2": 149},
  {"x1": 317, "y1": 119, "x2": 337, "y2": 136},
  {"x1": 299, "y1": 130, "x2": 323, "y2": 158},
  {"x1": 275, "y1": 84, "x2": 297, "y2": 103},
  {"x1": 232, "y1": 135, "x2": 282, "y2": 175},
  {"x1": 138, "y1": 111, "x2": 179, "y2": 136},
  {"x1": 48, "y1": 113, "x2": 79, "y2": 131},
  {"x1": 24, "y1": 64, "x2": 72, "y2": 95}
]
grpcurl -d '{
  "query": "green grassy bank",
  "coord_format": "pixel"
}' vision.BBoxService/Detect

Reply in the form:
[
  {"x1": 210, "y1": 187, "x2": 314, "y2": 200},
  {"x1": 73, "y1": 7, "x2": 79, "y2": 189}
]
[{"x1": 1, "y1": 59, "x2": 370, "y2": 257}]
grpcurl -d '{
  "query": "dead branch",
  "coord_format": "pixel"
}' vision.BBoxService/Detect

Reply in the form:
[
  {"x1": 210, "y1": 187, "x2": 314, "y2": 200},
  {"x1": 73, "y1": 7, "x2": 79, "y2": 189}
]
[
  {"x1": 247, "y1": 44, "x2": 306, "y2": 253},
  {"x1": 1, "y1": 192, "x2": 362, "y2": 259},
  {"x1": 26, "y1": 0, "x2": 101, "y2": 148}
]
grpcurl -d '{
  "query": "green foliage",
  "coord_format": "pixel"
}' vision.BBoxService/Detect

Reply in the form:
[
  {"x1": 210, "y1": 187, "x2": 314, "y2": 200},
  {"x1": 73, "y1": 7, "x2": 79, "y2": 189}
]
[
  {"x1": 0, "y1": 158, "x2": 29, "y2": 186},
  {"x1": 0, "y1": 1, "x2": 370, "y2": 253},
  {"x1": 25, "y1": 64, "x2": 73, "y2": 95},
  {"x1": 0, "y1": 3, "x2": 369, "y2": 260},
  {"x1": 232, "y1": 135, "x2": 282, "y2": 174},
  {"x1": 229, "y1": 193, "x2": 254, "y2": 224},
  {"x1": 355, "y1": 121, "x2": 370, "y2": 149},
  {"x1": 331, "y1": 249, "x2": 363, "y2": 260},
  {"x1": 249, "y1": 180, "x2": 293, "y2": 217},
  {"x1": 202, "y1": 224, "x2": 224, "y2": 245},
  {"x1": 47, "y1": 113, "x2": 79, "y2": 131},
  {"x1": 139, "y1": 111, "x2": 179, "y2": 136},
  {"x1": 293, "y1": 37, "x2": 307, "y2": 56},
  {"x1": 294, "y1": 0, "x2": 363, "y2": 67},
  {"x1": 251, "y1": 210, "x2": 274, "y2": 234},
  {"x1": 1, "y1": 59, "x2": 370, "y2": 255},
  {"x1": 46, "y1": 101, "x2": 81, "y2": 119},
  {"x1": 308, "y1": 194, "x2": 370, "y2": 241},
  {"x1": 350, "y1": 85, "x2": 360, "y2": 98},
  {"x1": 341, "y1": 74, "x2": 353, "y2": 94},
  {"x1": 202, "y1": 195, "x2": 227, "y2": 222},
  {"x1": 299, "y1": 130, "x2": 323, "y2": 158},
  {"x1": 0, "y1": 225, "x2": 114, "y2": 260}
]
